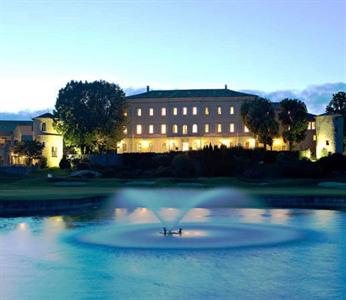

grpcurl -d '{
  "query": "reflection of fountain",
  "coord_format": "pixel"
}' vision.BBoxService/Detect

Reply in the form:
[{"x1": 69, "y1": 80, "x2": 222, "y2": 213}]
[{"x1": 69, "y1": 188, "x2": 306, "y2": 250}]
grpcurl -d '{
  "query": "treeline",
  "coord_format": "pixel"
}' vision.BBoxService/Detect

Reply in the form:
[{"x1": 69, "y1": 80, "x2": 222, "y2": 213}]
[{"x1": 62, "y1": 147, "x2": 346, "y2": 179}]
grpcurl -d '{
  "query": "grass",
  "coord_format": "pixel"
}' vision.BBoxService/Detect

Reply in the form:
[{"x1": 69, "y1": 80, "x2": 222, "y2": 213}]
[{"x1": 0, "y1": 169, "x2": 346, "y2": 201}]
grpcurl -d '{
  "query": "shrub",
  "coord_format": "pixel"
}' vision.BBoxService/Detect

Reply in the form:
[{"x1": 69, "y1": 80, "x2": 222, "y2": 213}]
[
  {"x1": 171, "y1": 154, "x2": 196, "y2": 177},
  {"x1": 59, "y1": 156, "x2": 71, "y2": 170}
]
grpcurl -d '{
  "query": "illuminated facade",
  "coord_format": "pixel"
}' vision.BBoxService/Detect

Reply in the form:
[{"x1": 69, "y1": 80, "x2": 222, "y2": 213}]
[
  {"x1": 118, "y1": 87, "x2": 320, "y2": 154},
  {"x1": 0, "y1": 113, "x2": 63, "y2": 167}
]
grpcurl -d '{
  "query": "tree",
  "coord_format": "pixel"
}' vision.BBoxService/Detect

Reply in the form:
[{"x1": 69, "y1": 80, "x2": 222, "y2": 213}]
[
  {"x1": 241, "y1": 97, "x2": 279, "y2": 149},
  {"x1": 326, "y1": 91, "x2": 346, "y2": 143},
  {"x1": 13, "y1": 140, "x2": 44, "y2": 165},
  {"x1": 54, "y1": 80, "x2": 127, "y2": 153},
  {"x1": 278, "y1": 98, "x2": 308, "y2": 151}
]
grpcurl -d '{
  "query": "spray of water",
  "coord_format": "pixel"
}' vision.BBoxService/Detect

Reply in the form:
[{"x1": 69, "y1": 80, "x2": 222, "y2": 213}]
[{"x1": 115, "y1": 188, "x2": 255, "y2": 231}]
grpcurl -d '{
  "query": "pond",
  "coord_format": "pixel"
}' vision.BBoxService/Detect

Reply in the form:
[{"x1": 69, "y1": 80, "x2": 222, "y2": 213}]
[{"x1": 0, "y1": 189, "x2": 345, "y2": 299}]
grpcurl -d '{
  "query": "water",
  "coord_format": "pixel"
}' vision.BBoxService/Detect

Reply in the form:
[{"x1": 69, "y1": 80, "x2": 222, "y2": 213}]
[{"x1": 0, "y1": 189, "x2": 346, "y2": 299}]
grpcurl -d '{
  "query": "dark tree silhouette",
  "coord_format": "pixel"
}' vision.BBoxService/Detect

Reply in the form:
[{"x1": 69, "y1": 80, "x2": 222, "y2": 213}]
[
  {"x1": 326, "y1": 91, "x2": 346, "y2": 143},
  {"x1": 54, "y1": 80, "x2": 127, "y2": 153},
  {"x1": 241, "y1": 97, "x2": 279, "y2": 149},
  {"x1": 279, "y1": 98, "x2": 308, "y2": 151}
]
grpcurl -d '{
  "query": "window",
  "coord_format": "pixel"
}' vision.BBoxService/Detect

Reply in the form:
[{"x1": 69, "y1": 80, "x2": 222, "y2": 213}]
[
  {"x1": 230, "y1": 106, "x2": 234, "y2": 115},
  {"x1": 136, "y1": 124, "x2": 142, "y2": 134},
  {"x1": 149, "y1": 124, "x2": 154, "y2": 134},
  {"x1": 183, "y1": 107, "x2": 188, "y2": 115},
  {"x1": 149, "y1": 108, "x2": 154, "y2": 116},
  {"x1": 137, "y1": 108, "x2": 142, "y2": 116},
  {"x1": 122, "y1": 143, "x2": 127, "y2": 152},
  {"x1": 161, "y1": 107, "x2": 166, "y2": 116},
  {"x1": 244, "y1": 125, "x2": 249, "y2": 133},
  {"x1": 192, "y1": 107, "x2": 197, "y2": 115},
  {"x1": 313, "y1": 134, "x2": 317, "y2": 141},
  {"x1": 124, "y1": 111, "x2": 128, "y2": 116},
  {"x1": 137, "y1": 143, "x2": 142, "y2": 152},
  {"x1": 161, "y1": 124, "x2": 167, "y2": 134},
  {"x1": 230, "y1": 123, "x2": 235, "y2": 133},
  {"x1": 123, "y1": 127, "x2": 128, "y2": 135},
  {"x1": 204, "y1": 107, "x2": 209, "y2": 115},
  {"x1": 192, "y1": 124, "x2": 198, "y2": 133},
  {"x1": 173, "y1": 107, "x2": 178, "y2": 115},
  {"x1": 172, "y1": 124, "x2": 178, "y2": 134},
  {"x1": 308, "y1": 121, "x2": 316, "y2": 130},
  {"x1": 162, "y1": 143, "x2": 167, "y2": 152},
  {"x1": 217, "y1": 123, "x2": 222, "y2": 133},
  {"x1": 217, "y1": 106, "x2": 222, "y2": 115},
  {"x1": 183, "y1": 125, "x2": 188, "y2": 135},
  {"x1": 51, "y1": 146, "x2": 58, "y2": 158},
  {"x1": 41, "y1": 123, "x2": 47, "y2": 132},
  {"x1": 326, "y1": 140, "x2": 330, "y2": 146},
  {"x1": 205, "y1": 123, "x2": 209, "y2": 133}
]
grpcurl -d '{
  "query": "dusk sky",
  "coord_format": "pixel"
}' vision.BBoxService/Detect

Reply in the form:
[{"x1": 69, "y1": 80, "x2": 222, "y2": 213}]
[{"x1": 0, "y1": 0, "x2": 345, "y2": 113}]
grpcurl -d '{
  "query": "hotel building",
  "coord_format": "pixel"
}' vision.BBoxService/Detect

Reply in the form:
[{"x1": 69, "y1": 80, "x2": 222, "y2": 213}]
[{"x1": 119, "y1": 86, "x2": 321, "y2": 155}]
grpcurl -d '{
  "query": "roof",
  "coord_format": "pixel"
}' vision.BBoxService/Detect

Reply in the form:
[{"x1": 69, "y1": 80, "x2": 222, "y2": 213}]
[
  {"x1": 0, "y1": 120, "x2": 33, "y2": 132},
  {"x1": 318, "y1": 112, "x2": 342, "y2": 117},
  {"x1": 33, "y1": 112, "x2": 54, "y2": 119},
  {"x1": 126, "y1": 88, "x2": 257, "y2": 99}
]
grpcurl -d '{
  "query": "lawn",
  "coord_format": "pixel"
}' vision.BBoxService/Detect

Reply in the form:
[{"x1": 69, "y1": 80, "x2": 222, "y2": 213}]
[{"x1": 0, "y1": 169, "x2": 346, "y2": 201}]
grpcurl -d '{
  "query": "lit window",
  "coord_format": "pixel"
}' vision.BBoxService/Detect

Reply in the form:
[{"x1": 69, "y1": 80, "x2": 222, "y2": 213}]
[
  {"x1": 124, "y1": 111, "x2": 128, "y2": 117},
  {"x1": 136, "y1": 124, "x2": 142, "y2": 134},
  {"x1": 217, "y1": 123, "x2": 222, "y2": 133},
  {"x1": 123, "y1": 127, "x2": 128, "y2": 135},
  {"x1": 137, "y1": 143, "x2": 142, "y2": 152},
  {"x1": 192, "y1": 124, "x2": 198, "y2": 133},
  {"x1": 161, "y1": 107, "x2": 166, "y2": 116},
  {"x1": 312, "y1": 122, "x2": 315, "y2": 130},
  {"x1": 230, "y1": 106, "x2": 234, "y2": 115},
  {"x1": 41, "y1": 123, "x2": 47, "y2": 132},
  {"x1": 161, "y1": 124, "x2": 167, "y2": 134},
  {"x1": 173, "y1": 107, "x2": 178, "y2": 115},
  {"x1": 172, "y1": 124, "x2": 178, "y2": 134},
  {"x1": 217, "y1": 106, "x2": 222, "y2": 115},
  {"x1": 149, "y1": 124, "x2": 154, "y2": 134},
  {"x1": 51, "y1": 146, "x2": 58, "y2": 158},
  {"x1": 205, "y1": 107, "x2": 209, "y2": 115},
  {"x1": 230, "y1": 123, "x2": 234, "y2": 133},
  {"x1": 183, "y1": 125, "x2": 188, "y2": 135},
  {"x1": 205, "y1": 123, "x2": 209, "y2": 133},
  {"x1": 149, "y1": 108, "x2": 154, "y2": 116},
  {"x1": 313, "y1": 134, "x2": 317, "y2": 141},
  {"x1": 192, "y1": 107, "x2": 197, "y2": 115},
  {"x1": 183, "y1": 107, "x2": 188, "y2": 115},
  {"x1": 137, "y1": 108, "x2": 142, "y2": 116},
  {"x1": 244, "y1": 125, "x2": 249, "y2": 133}
]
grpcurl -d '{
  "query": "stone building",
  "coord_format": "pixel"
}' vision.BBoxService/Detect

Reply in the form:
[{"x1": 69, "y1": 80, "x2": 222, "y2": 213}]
[
  {"x1": 119, "y1": 86, "x2": 320, "y2": 154},
  {"x1": 0, "y1": 113, "x2": 63, "y2": 167}
]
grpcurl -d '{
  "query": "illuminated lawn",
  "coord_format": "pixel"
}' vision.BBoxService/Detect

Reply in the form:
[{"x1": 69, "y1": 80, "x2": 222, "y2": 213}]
[{"x1": 0, "y1": 170, "x2": 346, "y2": 201}]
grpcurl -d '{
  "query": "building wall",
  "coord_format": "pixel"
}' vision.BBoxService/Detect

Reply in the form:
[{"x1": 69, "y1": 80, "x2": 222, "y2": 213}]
[
  {"x1": 316, "y1": 114, "x2": 344, "y2": 159},
  {"x1": 120, "y1": 96, "x2": 257, "y2": 153},
  {"x1": 119, "y1": 96, "x2": 318, "y2": 154},
  {"x1": 33, "y1": 117, "x2": 63, "y2": 167}
]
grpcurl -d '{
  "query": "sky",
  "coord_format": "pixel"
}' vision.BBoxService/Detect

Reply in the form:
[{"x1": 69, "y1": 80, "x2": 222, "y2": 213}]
[{"x1": 0, "y1": 0, "x2": 345, "y2": 113}]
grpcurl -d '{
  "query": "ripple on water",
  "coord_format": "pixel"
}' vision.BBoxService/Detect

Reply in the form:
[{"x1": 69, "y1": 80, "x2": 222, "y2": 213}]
[{"x1": 71, "y1": 222, "x2": 306, "y2": 250}]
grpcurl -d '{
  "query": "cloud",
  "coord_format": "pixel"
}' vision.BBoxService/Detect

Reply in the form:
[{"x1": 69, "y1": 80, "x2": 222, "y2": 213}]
[
  {"x1": 1, "y1": 82, "x2": 345, "y2": 119},
  {"x1": 241, "y1": 82, "x2": 346, "y2": 114}
]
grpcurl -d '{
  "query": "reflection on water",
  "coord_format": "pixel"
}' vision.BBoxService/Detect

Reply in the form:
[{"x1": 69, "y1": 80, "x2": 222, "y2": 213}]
[{"x1": 0, "y1": 206, "x2": 346, "y2": 300}]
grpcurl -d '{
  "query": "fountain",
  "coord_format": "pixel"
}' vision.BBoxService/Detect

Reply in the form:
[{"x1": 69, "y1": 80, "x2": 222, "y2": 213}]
[{"x1": 73, "y1": 188, "x2": 306, "y2": 250}]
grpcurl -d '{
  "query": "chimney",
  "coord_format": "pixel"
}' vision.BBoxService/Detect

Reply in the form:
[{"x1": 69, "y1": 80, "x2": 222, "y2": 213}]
[
  {"x1": 146, "y1": 85, "x2": 150, "y2": 92},
  {"x1": 225, "y1": 84, "x2": 228, "y2": 90}
]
